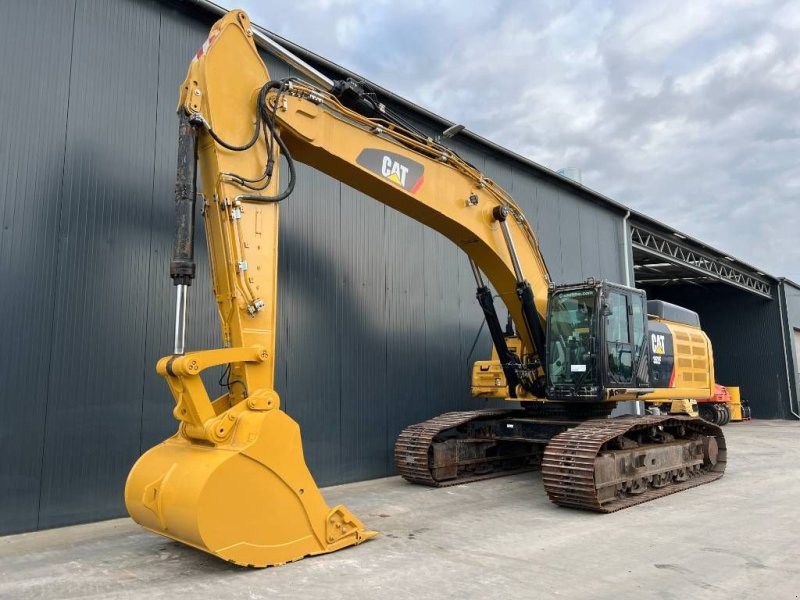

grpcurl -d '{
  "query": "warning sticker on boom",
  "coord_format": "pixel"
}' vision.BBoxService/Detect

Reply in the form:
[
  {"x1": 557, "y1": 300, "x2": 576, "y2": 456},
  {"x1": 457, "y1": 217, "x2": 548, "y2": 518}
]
[{"x1": 356, "y1": 149, "x2": 425, "y2": 194}]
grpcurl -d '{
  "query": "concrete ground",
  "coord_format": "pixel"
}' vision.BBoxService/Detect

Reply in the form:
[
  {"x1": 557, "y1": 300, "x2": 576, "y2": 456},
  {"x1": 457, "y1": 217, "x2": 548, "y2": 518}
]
[{"x1": 1, "y1": 421, "x2": 798, "y2": 600}]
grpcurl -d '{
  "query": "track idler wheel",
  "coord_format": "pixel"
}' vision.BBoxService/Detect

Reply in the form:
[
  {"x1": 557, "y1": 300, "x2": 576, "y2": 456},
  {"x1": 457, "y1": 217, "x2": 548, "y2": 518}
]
[{"x1": 702, "y1": 434, "x2": 720, "y2": 466}]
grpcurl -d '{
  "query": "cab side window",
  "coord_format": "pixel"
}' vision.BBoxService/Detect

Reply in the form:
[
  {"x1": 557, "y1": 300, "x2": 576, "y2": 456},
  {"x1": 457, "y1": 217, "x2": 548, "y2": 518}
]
[
  {"x1": 606, "y1": 291, "x2": 633, "y2": 383},
  {"x1": 606, "y1": 292, "x2": 629, "y2": 343}
]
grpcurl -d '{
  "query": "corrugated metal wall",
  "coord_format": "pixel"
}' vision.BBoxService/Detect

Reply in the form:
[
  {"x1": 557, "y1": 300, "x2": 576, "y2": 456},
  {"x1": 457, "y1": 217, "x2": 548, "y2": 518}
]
[
  {"x1": 779, "y1": 280, "x2": 800, "y2": 417},
  {"x1": 645, "y1": 285, "x2": 794, "y2": 419},
  {"x1": 0, "y1": 0, "x2": 626, "y2": 534}
]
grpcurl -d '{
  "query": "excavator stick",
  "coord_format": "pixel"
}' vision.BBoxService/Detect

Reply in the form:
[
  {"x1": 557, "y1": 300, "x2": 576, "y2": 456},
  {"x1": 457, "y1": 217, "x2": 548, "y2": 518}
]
[{"x1": 125, "y1": 11, "x2": 375, "y2": 567}]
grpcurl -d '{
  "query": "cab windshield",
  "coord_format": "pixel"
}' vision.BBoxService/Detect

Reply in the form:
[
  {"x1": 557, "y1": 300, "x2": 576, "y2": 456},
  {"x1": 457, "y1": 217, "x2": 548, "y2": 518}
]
[{"x1": 547, "y1": 289, "x2": 597, "y2": 386}]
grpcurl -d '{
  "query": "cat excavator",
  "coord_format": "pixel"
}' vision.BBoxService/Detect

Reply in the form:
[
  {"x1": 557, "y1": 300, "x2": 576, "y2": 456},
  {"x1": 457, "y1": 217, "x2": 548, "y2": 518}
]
[{"x1": 125, "y1": 9, "x2": 726, "y2": 568}]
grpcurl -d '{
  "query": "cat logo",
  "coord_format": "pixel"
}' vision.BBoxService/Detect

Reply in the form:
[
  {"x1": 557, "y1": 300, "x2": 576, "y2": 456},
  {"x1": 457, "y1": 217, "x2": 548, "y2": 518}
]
[
  {"x1": 381, "y1": 156, "x2": 409, "y2": 186},
  {"x1": 355, "y1": 148, "x2": 425, "y2": 194},
  {"x1": 651, "y1": 333, "x2": 666, "y2": 355}
]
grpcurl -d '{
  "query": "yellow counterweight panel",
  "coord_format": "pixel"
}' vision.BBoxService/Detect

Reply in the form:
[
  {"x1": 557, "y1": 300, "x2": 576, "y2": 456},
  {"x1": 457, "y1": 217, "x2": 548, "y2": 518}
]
[
  {"x1": 125, "y1": 11, "x2": 375, "y2": 567},
  {"x1": 671, "y1": 322, "x2": 714, "y2": 390}
]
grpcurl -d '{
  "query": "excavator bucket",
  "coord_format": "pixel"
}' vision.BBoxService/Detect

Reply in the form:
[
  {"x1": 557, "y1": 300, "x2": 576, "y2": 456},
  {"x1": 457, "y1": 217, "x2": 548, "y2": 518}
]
[{"x1": 126, "y1": 386, "x2": 376, "y2": 567}]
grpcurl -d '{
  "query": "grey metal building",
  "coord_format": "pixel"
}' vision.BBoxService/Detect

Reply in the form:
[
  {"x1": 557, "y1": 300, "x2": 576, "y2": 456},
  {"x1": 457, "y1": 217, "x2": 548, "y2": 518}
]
[{"x1": 0, "y1": 0, "x2": 797, "y2": 536}]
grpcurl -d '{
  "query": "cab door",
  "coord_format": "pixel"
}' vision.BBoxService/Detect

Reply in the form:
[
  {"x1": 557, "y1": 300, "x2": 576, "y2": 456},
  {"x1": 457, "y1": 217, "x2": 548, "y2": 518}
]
[{"x1": 601, "y1": 285, "x2": 648, "y2": 388}]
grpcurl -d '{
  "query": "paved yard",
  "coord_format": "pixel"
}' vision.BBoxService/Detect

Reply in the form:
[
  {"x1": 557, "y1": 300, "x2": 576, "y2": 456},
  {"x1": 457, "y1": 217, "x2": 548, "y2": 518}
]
[{"x1": 1, "y1": 420, "x2": 798, "y2": 600}]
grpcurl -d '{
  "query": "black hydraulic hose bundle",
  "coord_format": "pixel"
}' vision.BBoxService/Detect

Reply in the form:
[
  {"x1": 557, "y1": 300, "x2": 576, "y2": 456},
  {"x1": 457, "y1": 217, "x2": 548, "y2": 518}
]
[{"x1": 199, "y1": 79, "x2": 297, "y2": 202}]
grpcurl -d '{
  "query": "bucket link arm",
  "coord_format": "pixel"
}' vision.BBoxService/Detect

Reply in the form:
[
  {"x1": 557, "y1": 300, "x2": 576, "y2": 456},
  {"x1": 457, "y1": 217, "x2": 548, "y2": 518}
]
[{"x1": 155, "y1": 345, "x2": 274, "y2": 443}]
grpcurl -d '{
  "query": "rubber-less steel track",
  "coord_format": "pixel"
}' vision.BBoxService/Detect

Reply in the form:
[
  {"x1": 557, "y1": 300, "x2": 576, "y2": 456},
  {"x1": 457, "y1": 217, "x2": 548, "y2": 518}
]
[
  {"x1": 394, "y1": 409, "x2": 524, "y2": 487},
  {"x1": 542, "y1": 415, "x2": 726, "y2": 513}
]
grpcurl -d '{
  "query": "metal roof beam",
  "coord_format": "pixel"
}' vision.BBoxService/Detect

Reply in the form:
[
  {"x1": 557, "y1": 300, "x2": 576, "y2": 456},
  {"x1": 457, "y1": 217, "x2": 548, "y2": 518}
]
[{"x1": 631, "y1": 225, "x2": 772, "y2": 298}]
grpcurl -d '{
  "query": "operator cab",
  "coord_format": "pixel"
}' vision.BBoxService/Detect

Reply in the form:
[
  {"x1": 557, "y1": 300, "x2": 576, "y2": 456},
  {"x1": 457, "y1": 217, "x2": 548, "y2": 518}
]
[{"x1": 545, "y1": 280, "x2": 651, "y2": 401}]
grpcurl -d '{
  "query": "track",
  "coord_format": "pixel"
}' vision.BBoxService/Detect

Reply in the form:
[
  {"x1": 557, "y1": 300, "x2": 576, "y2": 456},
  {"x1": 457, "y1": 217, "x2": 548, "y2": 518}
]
[
  {"x1": 542, "y1": 415, "x2": 726, "y2": 512},
  {"x1": 394, "y1": 408, "x2": 537, "y2": 487}
]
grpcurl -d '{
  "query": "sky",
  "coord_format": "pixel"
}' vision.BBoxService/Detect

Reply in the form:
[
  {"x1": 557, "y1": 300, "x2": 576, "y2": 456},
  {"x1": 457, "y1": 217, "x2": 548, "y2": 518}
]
[{"x1": 232, "y1": 0, "x2": 800, "y2": 281}]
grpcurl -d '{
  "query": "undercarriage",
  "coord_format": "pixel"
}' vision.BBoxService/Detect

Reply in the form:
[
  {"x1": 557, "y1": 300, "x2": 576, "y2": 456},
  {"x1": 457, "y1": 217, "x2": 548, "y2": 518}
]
[{"x1": 394, "y1": 406, "x2": 726, "y2": 512}]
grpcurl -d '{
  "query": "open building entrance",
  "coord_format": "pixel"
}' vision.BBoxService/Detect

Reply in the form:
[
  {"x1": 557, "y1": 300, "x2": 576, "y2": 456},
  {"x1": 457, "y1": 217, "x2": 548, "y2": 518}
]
[{"x1": 629, "y1": 222, "x2": 793, "y2": 419}]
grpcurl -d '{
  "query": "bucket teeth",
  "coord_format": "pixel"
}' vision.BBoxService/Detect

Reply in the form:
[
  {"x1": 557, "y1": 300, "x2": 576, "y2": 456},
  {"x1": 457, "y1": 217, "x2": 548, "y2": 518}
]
[{"x1": 327, "y1": 505, "x2": 378, "y2": 545}]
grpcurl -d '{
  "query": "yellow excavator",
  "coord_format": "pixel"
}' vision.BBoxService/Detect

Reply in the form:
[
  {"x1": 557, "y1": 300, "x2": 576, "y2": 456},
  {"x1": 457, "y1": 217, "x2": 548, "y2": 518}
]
[{"x1": 125, "y1": 10, "x2": 726, "y2": 568}]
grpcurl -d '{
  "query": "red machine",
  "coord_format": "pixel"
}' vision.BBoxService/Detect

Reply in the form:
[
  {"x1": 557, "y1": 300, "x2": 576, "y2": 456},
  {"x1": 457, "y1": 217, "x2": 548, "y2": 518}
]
[{"x1": 698, "y1": 384, "x2": 750, "y2": 425}]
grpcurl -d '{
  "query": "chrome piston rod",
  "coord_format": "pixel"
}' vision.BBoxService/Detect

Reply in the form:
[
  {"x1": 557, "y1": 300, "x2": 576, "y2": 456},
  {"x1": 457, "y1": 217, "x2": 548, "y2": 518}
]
[
  {"x1": 174, "y1": 284, "x2": 188, "y2": 355},
  {"x1": 497, "y1": 216, "x2": 524, "y2": 283},
  {"x1": 250, "y1": 28, "x2": 335, "y2": 91},
  {"x1": 469, "y1": 258, "x2": 486, "y2": 288}
]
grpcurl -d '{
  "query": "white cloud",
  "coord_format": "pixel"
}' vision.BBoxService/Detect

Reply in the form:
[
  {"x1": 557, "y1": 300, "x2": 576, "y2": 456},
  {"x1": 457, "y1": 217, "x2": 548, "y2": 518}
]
[
  {"x1": 334, "y1": 15, "x2": 360, "y2": 47},
  {"x1": 233, "y1": 0, "x2": 800, "y2": 280}
]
